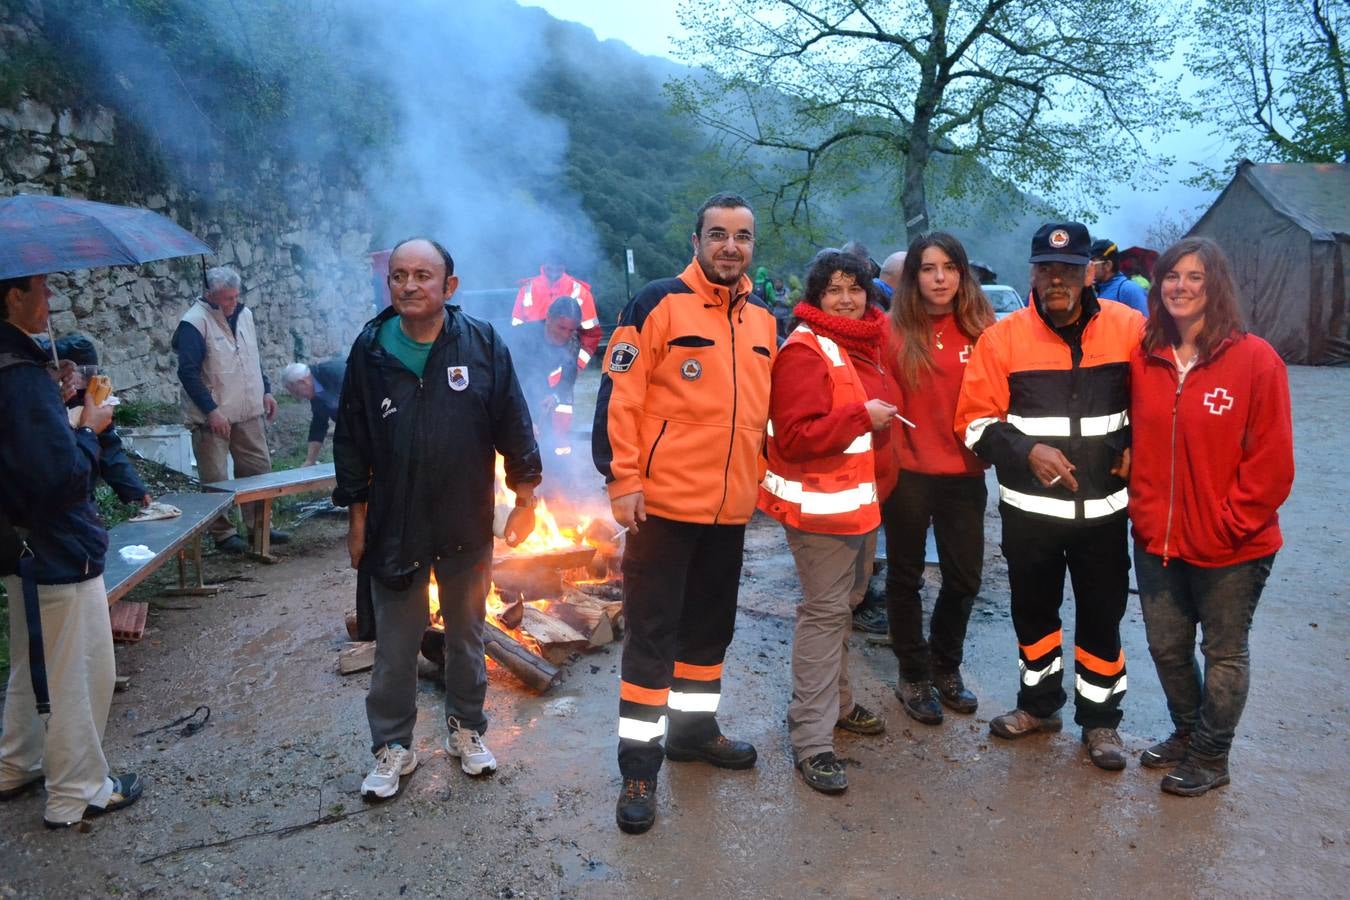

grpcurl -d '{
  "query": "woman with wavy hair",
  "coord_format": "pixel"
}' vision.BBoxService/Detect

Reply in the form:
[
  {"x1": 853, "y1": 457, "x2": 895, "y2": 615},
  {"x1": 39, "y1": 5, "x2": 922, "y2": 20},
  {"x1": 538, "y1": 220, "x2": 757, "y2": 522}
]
[
  {"x1": 758, "y1": 249, "x2": 901, "y2": 793},
  {"x1": 1128, "y1": 237, "x2": 1293, "y2": 796},
  {"x1": 884, "y1": 232, "x2": 995, "y2": 725}
]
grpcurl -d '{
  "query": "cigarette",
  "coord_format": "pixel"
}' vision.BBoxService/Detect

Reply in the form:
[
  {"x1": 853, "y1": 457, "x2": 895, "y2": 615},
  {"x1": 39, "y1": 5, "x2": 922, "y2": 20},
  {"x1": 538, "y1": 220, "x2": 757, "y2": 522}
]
[
  {"x1": 611, "y1": 525, "x2": 629, "y2": 542},
  {"x1": 892, "y1": 413, "x2": 917, "y2": 429},
  {"x1": 1047, "y1": 475, "x2": 1062, "y2": 486}
]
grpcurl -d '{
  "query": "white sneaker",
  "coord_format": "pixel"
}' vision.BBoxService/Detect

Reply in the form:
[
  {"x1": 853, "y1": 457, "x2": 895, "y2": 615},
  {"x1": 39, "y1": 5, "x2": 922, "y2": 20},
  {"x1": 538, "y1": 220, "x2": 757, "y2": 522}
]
[
  {"x1": 445, "y1": 718, "x2": 497, "y2": 775},
  {"x1": 361, "y1": 743, "x2": 417, "y2": 799}
]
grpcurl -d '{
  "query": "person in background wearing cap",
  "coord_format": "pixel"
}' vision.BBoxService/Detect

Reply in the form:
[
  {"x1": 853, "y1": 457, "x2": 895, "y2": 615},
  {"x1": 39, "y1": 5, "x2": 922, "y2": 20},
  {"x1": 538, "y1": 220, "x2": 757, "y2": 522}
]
[
  {"x1": 955, "y1": 222, "x2": 1144, "y2": 771},
  {"x1": 1091, "y1": 239, "x2": 1150, "y2": 316}
]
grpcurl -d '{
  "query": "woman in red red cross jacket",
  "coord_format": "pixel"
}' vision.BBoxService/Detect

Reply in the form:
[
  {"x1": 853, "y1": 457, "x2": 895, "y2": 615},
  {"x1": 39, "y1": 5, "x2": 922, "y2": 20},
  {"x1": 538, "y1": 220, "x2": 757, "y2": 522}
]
[
  {"x1": 1127, "y1": 236, "x2": 1294, "y2": 797},
  {"x1": 757, "y1": 249, "x2": 901, "y2": 794}
]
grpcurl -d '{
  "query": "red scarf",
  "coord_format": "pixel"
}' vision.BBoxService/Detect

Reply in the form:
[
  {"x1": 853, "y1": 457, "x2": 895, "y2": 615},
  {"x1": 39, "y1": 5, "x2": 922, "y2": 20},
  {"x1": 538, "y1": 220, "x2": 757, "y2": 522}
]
[{"x1": 793, "y1": 302, "x2": 888, "y2": 364}]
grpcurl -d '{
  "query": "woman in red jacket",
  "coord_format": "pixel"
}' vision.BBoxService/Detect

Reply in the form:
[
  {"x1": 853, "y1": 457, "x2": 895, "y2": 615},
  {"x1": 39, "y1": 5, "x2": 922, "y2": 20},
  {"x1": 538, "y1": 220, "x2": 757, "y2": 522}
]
[
  {"x1": 758, "y1": 250, "x2": 900, "y2": 794},
  {"x1": 884, "y1": 233, "x2": 994, "y2": 725},
  {"x1": 1128, "y1": 237, "x2": 1294, "y2": 797}
]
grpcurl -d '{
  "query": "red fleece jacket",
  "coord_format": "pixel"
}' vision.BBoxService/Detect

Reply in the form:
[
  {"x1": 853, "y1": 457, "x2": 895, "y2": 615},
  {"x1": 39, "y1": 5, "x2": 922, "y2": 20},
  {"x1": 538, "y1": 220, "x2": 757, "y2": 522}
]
[
  {"x1": 1128, "y1": 333, "x2": 1294, "y2": 567},
  {"x1": 892, "y1": 312, "x2": 987, "y2": 477}
]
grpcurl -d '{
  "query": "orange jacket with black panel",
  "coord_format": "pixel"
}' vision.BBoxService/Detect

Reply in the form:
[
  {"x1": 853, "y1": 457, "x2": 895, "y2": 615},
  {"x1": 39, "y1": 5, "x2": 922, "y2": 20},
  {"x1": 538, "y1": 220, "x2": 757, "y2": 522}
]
[
  {"x1": 954, "y1": 290, "x2": 1144, "y2": 524},
  {"x1": 592, "y1": 259, "x2": 778, "y2": 525}
]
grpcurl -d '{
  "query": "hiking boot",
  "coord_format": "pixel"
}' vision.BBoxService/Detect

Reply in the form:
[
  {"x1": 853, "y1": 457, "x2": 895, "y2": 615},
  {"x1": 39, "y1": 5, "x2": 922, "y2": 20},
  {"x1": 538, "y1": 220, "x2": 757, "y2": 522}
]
[
  {"x1": 1082, "y1": 727, "x2": 1127, "y2": 771},
  {"x1": 989, "y1": 708, "x2": 1062, "y2": 739},
  {"x1": 616, "y1": 777, "x2": 657, "y2": 834},
  {"x1": 0, "y1": 775, "x2": 42, "y2": 801},
  {"x1": 360, "y1": 744, "x2": 417, "y2": 800},
  {"x1": 895, "y1": 680, "x2": 944, "y2": 726},
  {"x1": 798, "y1": 751, "x2": 848, "y2": 794},
  {"x1": 851, "y1": 602, "x2": 889, "y2": 635},
  {"x1": 933, "y1": 669, "x2": 978, "y2": 714},
  {"x1": 44, "y1": 772, "x2": 143, "y2": 828},
  {"x1": 664, "y1": 734, "x2": 757, "y2": 770},
  {"x1": 214, "y1": 535, "x2": 248, "y2": 555},
  {"x1": 445, "y1": 718, "x2": 497, "y2": 776},
  {"x1": 1140, "y1": 731, "x2": 1191, "y2": 769},
  {"x1": 1161, "y1": 752, "x2": 1230, "y2": 797},
  {"x1": 836, "y1": 703, "x2": 886, "y2": 735}
]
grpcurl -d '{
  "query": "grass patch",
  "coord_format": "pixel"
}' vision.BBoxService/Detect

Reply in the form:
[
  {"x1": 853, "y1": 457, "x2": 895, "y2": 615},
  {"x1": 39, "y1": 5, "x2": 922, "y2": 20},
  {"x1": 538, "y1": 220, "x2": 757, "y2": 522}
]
[{"x1": 114, "y1": 399, "x2": 180, "y2": 428}]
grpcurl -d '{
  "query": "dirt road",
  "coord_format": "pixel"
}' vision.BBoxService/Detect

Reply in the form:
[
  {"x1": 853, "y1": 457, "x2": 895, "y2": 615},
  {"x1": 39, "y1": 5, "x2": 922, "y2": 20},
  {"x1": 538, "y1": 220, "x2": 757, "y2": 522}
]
[{"x1": 0, "y1": 367, "x2": 1346, "y2": 898}]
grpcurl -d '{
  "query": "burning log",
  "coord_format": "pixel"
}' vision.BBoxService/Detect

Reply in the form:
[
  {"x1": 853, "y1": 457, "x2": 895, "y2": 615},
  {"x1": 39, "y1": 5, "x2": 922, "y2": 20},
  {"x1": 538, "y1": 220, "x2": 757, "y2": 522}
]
[
  {"x1": 519, "y1": 606, "x2": 591, "y2": 664},
  {"x1": 545, "y1": 599, "x2": 615, "y2": 648},
  {"x1": 338, "y1": 641, "x2": 376, "y2": 675},
  {"x1": 574, "y1": 581, "x2": 623, "y2": 604},
  {"x1": 420, "y1": 624, "x2": 561, "y2": 694}
]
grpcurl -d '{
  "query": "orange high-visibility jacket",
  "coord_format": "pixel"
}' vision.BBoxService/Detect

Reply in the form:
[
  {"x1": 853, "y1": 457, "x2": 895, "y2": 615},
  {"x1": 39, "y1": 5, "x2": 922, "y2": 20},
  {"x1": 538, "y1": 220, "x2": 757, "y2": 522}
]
[
  {"x1": 593, "y1": 259, "x2": 778, "y2": 525},
  {"x1": 512, "y1": 268, "x2": 601, "y2": 369},
  {"x1": 758, "y1": 326, "x2": 880, "y2": 535}
]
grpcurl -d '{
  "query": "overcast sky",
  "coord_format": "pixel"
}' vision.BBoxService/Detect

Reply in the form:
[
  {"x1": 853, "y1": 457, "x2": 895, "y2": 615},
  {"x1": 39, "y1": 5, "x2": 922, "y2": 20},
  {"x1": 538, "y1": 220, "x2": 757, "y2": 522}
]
[{"x1": 524, "y1": 0, "x2": 1229, "y2": 249}]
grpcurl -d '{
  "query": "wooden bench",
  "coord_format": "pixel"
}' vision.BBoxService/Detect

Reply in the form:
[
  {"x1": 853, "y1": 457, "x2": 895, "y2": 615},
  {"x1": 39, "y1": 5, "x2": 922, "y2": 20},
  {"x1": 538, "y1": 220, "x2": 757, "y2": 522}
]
[
  {"x1": 103, "y1": 490, "x2": 236, "y2": 639},
  {"x1": 205, "y1": 463, "x2": 336, "y2": 560}
]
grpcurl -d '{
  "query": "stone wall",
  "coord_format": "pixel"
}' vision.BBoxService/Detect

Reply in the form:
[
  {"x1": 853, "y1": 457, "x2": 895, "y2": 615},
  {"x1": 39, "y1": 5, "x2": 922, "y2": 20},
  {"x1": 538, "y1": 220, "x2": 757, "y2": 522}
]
[{"x1": 0, "y1": 97, "x2": 377, "y2": 405}]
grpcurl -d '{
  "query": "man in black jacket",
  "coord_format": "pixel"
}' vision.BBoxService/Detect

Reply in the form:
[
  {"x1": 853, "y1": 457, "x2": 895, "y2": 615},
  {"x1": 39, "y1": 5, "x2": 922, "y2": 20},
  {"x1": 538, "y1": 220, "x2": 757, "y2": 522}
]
[
  {"x1": 279, "y1": 357, "x2": 346, "y2": 466},
  {"x1": 333, "y1": 238, "x2": 542, "y2": 800},
  {"x1": 0, "y1": 274, "x2": 143, "y2": 828}
]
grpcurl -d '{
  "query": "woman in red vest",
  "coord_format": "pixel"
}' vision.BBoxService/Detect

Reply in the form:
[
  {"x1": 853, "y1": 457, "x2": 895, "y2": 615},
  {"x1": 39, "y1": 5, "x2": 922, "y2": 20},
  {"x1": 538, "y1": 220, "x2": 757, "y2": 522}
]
[
  {"x1": 758, "y1": 249, "x2": 901, "y2": 793},
  {"x1": 884, "y1": 233, "x2": 995, "y2": 725},
  {"x1": 1128, "y1": 237, "x2": 1293, "y2": 796}
]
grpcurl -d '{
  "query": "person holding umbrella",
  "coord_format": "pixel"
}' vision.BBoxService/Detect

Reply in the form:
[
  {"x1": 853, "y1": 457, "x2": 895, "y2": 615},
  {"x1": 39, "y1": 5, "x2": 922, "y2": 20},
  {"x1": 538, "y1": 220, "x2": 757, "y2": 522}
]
[{"x1": 0, "y1": 273, "x2": 143, "y2": 828}]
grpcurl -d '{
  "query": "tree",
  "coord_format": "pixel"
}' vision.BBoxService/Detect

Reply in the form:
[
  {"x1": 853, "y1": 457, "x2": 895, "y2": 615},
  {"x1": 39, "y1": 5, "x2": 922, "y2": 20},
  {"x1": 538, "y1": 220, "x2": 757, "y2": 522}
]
[
  {"x1": 671, "y1": 0, "x2": 1177, "y2": 243},
  {"x1": 1189, "y1": 0, "x2": 1348, "y2": 182}
]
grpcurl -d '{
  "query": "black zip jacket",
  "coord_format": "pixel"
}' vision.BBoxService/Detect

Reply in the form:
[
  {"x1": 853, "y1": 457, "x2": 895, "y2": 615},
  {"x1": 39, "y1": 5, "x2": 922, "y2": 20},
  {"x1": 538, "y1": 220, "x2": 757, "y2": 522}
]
[
  {"x1": 0, "y1": 322, "x2": 107, "y2": 583},
  {"x1": 332, "y1": 303, "x2": 541, "y2": 585}
]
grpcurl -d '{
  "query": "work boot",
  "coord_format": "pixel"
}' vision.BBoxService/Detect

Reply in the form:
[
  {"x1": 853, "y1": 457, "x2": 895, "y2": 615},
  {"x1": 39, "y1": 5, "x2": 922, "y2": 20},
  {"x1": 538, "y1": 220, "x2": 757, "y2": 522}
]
[
  {"x1": 360, "y1": 744, "x2": 417, "y2": 800},
  {"x1": 895, "y1": 680, "x2": 944, "y2": 726},
  {"x1": 797, "y1": 752, "x2": 848, "y2": 794},
  {"x1": 445, "y1": 717, "x2": 497, "y2": 776},
  {"x1": 249, "y1": 529, "x2": 291, "y2": 546},
  {"x1": 214, "y1": 534, "x2": 248, "y2": 555},
  {"x1": 836, "y1": 703, "x2": 886, "y2": 735},
  {"x1": 851, "y1": 602, "x2": 889, "y2": 635},
  {"x1": 1140, "y1": 730, "x2": 1191, "y2": 769},
  {"x1": 664, "y1": 734, "x2": 757, "y2": 769},
  {"x1": 615, "y1": 777, "x2": 657, "y2": 834},
  {"x1": 988, "y1": 708, "x2": 1062, "y2": 739},
  {"x1": 1082, "y1": 727, "x2": 1127, "y2": 771},
  {"x1": 933, "y1": 669, "x2": 979, "y2": 714},
  {"x1": 1161, "y1": 752, "x2": 1230, "y2": 797}
]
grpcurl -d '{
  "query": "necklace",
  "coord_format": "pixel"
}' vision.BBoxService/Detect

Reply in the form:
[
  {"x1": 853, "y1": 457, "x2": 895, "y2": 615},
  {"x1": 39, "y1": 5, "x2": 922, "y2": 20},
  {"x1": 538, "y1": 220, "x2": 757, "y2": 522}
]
[{"x1": 934, "y1": 327, "x2": 945, "y2": 350}]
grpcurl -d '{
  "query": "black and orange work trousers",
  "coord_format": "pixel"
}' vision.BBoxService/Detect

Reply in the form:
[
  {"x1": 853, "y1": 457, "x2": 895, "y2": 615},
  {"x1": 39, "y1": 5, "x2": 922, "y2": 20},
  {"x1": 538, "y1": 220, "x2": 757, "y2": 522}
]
[
  {"x1": 617, "y1": 514, "x2": 745, "y2": 780},
  {"x1": 1000, "y1": 506, "x2": 1130, "y2": 729}
]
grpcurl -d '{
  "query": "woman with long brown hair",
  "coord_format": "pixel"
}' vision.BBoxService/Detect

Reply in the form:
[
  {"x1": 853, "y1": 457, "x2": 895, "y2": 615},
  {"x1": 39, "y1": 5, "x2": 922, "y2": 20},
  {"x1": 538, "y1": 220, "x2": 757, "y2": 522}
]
[
  {"x1": 884, "y1": 232, "x2": 996, "y2": 725},
  {"x1": 1128, "y1": 237, "x2": 1293, "y2": 796}
]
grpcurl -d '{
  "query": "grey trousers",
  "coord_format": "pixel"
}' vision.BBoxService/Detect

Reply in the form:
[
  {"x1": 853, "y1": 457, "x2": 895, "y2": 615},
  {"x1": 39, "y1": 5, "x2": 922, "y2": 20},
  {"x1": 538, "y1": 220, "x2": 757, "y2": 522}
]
[
  {"x1": 784, "y1": 526, "x2": 877, "y2": 762},
  {"x1": 191, "y1": 415, "x2": 272, "y2": 542},
  {"x1": 366, "y1": 549, "x2": 491, "y2": 754}
]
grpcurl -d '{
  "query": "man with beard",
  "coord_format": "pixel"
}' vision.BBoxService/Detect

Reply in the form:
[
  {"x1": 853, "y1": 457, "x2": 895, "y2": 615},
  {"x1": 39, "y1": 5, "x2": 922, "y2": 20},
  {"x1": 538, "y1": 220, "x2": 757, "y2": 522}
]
[
  {"x1": 955, "y1": 222, "x2": 1143, "y2": 772},
  {"x1": 593, "y1": 193, "x2": 778, "y2": 834}
]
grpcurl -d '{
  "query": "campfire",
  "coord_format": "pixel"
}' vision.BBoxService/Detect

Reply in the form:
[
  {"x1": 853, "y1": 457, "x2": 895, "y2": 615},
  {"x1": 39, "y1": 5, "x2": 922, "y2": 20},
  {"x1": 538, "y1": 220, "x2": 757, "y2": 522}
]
[{"x1": 419, "y1": 457, "x2": 623, "y2": 693}]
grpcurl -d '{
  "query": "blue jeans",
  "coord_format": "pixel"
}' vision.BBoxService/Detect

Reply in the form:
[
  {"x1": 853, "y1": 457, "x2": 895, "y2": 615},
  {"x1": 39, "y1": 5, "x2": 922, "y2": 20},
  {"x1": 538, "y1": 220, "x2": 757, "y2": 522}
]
[{"x1": 1134, "y1": 543, "x2": 1275, "y2": 757}]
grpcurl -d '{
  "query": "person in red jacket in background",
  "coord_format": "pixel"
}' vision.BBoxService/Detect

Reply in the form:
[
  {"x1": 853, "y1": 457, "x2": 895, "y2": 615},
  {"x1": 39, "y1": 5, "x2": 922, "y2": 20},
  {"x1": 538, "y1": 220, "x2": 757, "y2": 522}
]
[
  {"x1": 759, "y1": 249, "x2": 900, "y2": 794},
  {"x1": 512, "y1": 256, "x2": 601, "y2": 371},
  {"x1": 1128, "y1": 236, "x2": 1294, "y2": 797},
  {"x1": 884, "y1": 233, "x2": 995, "y2": 726}
]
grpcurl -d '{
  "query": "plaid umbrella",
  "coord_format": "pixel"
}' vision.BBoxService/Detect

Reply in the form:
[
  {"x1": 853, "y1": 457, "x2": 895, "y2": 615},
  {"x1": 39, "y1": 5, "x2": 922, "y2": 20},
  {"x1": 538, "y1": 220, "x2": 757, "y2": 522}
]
[{"x1": 0, "y1": 193, "x2": 211, "y2": 279}]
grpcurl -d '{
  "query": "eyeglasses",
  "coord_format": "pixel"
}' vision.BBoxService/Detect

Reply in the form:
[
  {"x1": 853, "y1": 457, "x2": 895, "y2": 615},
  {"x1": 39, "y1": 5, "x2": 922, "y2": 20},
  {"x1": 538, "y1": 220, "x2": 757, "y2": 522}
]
[{"x1": 702, "y1": 229, "x2": 755, "y2": 246}]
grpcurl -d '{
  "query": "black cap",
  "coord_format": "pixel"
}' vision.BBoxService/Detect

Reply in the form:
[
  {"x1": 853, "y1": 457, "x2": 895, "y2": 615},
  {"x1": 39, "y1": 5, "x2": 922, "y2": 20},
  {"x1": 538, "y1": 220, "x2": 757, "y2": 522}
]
[
  {"x1": 1090, "y1": 238, "x2": 1118, "y2": 261},
  {"x1": 1029, "y1": 222, "x2": 1091, "y2": 264}
]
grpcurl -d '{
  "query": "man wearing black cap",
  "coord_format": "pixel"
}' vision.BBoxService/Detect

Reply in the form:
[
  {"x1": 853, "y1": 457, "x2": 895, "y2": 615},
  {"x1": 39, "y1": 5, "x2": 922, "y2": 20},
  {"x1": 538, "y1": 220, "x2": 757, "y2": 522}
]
[
  {"x1": 1090, "y1": 238, "x2": 1149, "y2": 316},
  {"x1": 954, "y1": 223, "x2": 1144, "y2": 771}
]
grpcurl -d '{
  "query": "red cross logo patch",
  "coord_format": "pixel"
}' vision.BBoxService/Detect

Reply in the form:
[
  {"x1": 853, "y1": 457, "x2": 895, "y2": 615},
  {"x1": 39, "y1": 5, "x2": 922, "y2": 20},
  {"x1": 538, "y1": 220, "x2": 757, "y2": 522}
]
[
  {"x1": 1203, "y1": 387, "x2": 1234, "y2": 416},
  {"x1": 959, "y1": 344, "x2": 972, "y2": 364}
]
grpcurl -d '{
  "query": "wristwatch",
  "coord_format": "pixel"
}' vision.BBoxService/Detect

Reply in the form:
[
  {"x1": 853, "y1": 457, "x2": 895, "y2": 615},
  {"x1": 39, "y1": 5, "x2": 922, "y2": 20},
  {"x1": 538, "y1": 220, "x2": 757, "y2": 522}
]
[{"x1": 514, "y1": 494, "x2": 538, "y2": 509}]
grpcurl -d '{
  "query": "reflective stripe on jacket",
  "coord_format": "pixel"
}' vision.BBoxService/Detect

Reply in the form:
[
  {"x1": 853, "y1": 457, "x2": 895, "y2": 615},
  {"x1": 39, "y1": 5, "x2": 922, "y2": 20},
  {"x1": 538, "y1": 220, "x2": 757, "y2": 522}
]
[
  {"x1": 758, "y1": 326, "x2": 879, "y2": 535},
  {"x1": 955, "y1": 292, "x2": 1143, "y2": 523},
  {"x1": 511, "y1": 268, "x2": 601, "y2": 368}
]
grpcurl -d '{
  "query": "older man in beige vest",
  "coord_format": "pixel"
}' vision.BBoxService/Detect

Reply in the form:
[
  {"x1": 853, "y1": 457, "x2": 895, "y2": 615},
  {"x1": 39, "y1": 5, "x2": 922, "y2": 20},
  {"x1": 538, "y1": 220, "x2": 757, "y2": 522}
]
[{"x1": 173, "y1": 266, "x2": 283, "y2": 553}]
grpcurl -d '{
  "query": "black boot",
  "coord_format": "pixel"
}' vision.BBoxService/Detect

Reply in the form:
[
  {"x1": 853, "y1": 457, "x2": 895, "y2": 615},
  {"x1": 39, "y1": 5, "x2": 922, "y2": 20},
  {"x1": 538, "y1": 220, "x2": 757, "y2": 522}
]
[
  {"x1": 1161, "y1": 752, "x2": 1230, "y2": 797},
  {"x1": 933, "y1": 669, "x2": 978, "y2": 714},
  {"x1": 615, "y1": 777, "x2": 657, "y2": 834},
  {"x1": 664, "y1": 734, "x2": 757, "y2": 769}
]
